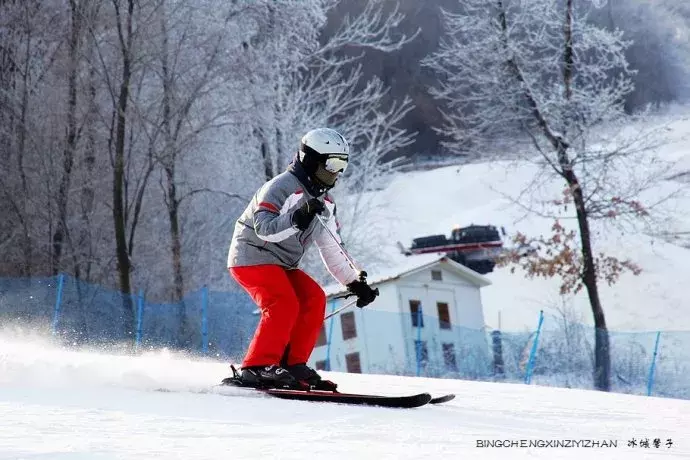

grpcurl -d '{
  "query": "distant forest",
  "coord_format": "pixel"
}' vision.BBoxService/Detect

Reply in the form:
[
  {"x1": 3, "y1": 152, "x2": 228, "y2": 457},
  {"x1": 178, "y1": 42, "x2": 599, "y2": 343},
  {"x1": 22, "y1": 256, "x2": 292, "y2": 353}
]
[{"x1": 326, "y1": 0, "x2": 690, "y2": 161}]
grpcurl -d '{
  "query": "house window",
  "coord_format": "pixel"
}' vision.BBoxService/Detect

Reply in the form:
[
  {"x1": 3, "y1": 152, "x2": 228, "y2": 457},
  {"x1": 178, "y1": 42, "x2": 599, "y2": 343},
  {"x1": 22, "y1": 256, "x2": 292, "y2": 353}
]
[
  {"x1": 414, "y1": 340, "x2": 428, "y2": 365},
  {"x1": 345, "y1": 352, "x2": 362, "y2": 373},
  {"x1": 442, "y1": 343, "x2": 457, "y2": 371},
  {"x1": 315, "y1": 359, "x2": 328, "y2": 371},
  {"x1": 409, "y1": 300, "x2": 424, "y2": 328},
  {"x1": 431, "y1": 269, "x2": 443, "y2": 281},
  {"x1": 315, "y1": 325, "x2": 328, "y2": 347},
  {"x1": 437, "y1": 302, "x2": 451, "y2": 330},
  {"x1": 341, "y1": 311, "x2": 357, "y2": 340}
]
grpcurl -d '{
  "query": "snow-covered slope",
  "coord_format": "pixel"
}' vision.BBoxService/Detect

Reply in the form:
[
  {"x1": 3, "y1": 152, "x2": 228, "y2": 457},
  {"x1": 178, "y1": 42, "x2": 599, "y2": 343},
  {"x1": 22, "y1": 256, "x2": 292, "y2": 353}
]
[
  {"x1": 353, "y1": 110, "x2": 690, "y2": 332},
  {"x1": 1, "y1": 335, "x2": 688, "y2": 460}
]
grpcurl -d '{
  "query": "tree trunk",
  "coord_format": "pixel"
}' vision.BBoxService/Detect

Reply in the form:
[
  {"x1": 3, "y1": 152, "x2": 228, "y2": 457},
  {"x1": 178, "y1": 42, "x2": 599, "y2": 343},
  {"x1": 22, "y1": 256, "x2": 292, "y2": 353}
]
[
  {"x1": 79, "y1": 0, "x2": 99, "y2": 281},
  {"x1": 563, "y1": 0, "x2": 574, "y2": 101},
  {"x1": 16, "y1": 3, "x2": 32, "y2": 275},
  {"x1": 74, "y1": 0, "x2": 100, "y2": 341},
  {"x1": 160, "y1": 4, "x2": 188, "y2": 346},
  {"x1": 17, "y1": 1, "x2": 31, "y2": 194},
  {"x1": 275, "y1": 126, "x2": 284, "y2": 173},
  {"x1": 0, "y1": 10, "x2": 16, "y2": 161},
  {"x1": 561, "y1": 0, "x2": 610, "y2": 392},
  {"x1": 260, "y1": 135, "x2": 274, "y2": 181},
  {"x1": 165, "y1": 171, "x2": 189, "y2": 347},
  {"x1": 561, "y1": 151, "x2": 610, "y2": 391},
  {"x1": 167, "y1": 195, "x2": 184, "y2": 302},
  {"x1": 53, "y1": 0, "x2": 81, "y2": 276},
  {"x1": 497, "y1": 0, "x2": 611, "y2": 391},
  {"x1": 113, "y1": 0, "x2": 135, "y2": 337}
]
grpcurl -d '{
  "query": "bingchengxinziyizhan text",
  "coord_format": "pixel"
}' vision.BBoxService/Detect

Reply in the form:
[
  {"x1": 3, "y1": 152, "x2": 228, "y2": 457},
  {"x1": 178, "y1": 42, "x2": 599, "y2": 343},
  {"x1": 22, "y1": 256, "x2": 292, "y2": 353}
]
[{"x1": 476, "y1": 439, "x2": 619, "y2": 448}]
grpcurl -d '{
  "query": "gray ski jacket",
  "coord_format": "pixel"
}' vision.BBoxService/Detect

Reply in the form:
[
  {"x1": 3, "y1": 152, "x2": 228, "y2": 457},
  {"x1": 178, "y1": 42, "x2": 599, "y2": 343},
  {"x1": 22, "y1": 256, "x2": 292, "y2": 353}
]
[{"x1": 227, "y1": 161, "x2": 360, "y2": 287}]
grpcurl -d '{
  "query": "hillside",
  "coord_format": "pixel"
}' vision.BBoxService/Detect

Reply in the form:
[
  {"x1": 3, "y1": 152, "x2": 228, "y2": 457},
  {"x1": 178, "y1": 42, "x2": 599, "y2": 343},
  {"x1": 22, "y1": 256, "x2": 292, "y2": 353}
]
[{"x1": 350, "y1": 108, "x2": 690, "y2": 333}]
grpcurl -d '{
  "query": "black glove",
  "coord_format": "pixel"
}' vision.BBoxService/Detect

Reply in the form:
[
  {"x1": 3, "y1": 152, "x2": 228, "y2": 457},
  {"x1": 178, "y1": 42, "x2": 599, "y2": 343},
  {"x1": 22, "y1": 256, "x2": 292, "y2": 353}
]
[
  {"x1": 346, "y1": 277, "x2": 379, "y2": 308},
  {"x1": 291, "y1": 198, "x2": 325, "y2": 231}
]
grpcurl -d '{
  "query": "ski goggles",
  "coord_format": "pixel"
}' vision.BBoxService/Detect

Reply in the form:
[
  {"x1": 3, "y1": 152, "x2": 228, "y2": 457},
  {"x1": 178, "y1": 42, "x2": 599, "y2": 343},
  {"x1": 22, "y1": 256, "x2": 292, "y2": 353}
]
[{"x1": 322, "y1": 154, "x2": 349, "y2": 173}]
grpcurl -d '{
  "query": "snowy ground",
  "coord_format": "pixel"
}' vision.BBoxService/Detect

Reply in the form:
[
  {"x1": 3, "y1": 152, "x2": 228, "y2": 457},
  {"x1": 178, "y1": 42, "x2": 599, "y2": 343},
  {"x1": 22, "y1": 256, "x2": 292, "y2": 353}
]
[
  {"x1": 1, "y1": 335, "x2": 689, "y2": 460},
  {"x1": 345, "y1": 107, "x2": 690, "y2": 333}
]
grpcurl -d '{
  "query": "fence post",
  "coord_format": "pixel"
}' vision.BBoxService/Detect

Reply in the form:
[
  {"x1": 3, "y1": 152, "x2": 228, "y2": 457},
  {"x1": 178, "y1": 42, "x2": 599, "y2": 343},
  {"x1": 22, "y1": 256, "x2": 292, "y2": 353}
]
[
  {"x1": 135, "y1": 289, "x2": 144, "y2": 352},
  {"x1": 201, "y1": 285, "x2": 209, "y2": 354},
  {"x1": 325, "y1": 299, "x2": 336, "y2": 371},
  {"x1": 646, "y1": 331, "x2": 662, "y2": 396},
  {"x1": 51, "y1": 273, "x2": 65, "y2": 336},
  {"x1": 524, "y1": 310, "x2": 544, "y2": 385},
  {"x1": 415, "y1": 304, "x2": 423, "y2": 377},
  {"x1": 491, "y1": 330, "x2": 505, "y2": 378}
]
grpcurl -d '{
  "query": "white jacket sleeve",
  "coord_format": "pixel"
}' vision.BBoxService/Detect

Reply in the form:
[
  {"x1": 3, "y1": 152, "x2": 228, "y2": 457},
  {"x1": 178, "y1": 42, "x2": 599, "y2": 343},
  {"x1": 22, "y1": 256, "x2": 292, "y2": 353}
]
[{"x1": 314, "y1": 200, "x2": 359, "y2": 286}]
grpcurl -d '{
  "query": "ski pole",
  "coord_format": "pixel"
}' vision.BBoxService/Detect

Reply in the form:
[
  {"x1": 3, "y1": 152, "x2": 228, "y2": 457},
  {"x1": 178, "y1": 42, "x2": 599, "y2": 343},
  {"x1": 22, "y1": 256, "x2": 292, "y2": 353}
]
[
  {"x1": 332, "y1": 291, "x2": 354, "y2": 300},
  {"x1": 322, "y1": 272, "x2": 379, "y2": 322},
  {"x1": 324, "y1": 298, "x2": 358, "y2": 321}
]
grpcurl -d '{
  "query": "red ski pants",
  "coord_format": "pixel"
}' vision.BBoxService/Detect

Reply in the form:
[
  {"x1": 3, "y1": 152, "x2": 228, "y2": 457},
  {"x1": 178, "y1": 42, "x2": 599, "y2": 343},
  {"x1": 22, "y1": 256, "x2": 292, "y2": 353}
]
[{"x1": 229, "y1": 265, "x2": 326, "y2": 368}]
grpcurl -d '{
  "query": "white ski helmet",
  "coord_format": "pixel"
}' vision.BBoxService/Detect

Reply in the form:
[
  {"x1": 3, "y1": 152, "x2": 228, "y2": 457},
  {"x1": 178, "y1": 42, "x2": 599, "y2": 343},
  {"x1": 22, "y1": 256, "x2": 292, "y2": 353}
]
[{"x1": 298, "y1": 128, "x2": 349, "y2": 192}]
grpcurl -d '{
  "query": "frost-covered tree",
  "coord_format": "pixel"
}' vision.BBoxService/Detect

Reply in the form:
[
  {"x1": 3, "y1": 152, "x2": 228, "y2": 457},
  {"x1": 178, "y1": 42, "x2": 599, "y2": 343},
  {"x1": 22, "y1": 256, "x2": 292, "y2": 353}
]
[
  {"x1": 239, "y1": 1, "x2": 417, "y2": 280},
  {"x1": 0, "y1": 0, "x2": 415, "y2": 343},
  {"x1": 241, "y1": 1, "x2": 415, "y2": 179},
  {"x1": 592, "y1": 0, "x2": 690, "y2": 110},
  {"x1": 0, "y1": 0, "x2": 70, "y2": 277},
  {"x1": 130, "y1": 0, "x2": 265, "y2": 344},
  {"x1": 423, "y1": 0, "x2": 680, "y2": 391}
]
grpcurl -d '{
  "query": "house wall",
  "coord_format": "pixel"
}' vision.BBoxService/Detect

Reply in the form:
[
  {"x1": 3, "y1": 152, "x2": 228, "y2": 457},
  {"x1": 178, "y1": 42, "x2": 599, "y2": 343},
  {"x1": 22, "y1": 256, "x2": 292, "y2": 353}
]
[
  {"x1": 395, "y1": 266, "x2": 489, "y2": 375},
  {"x1": 360, "y1": 283, "x2": 411, "y2": 374},
  {"x1": 308, "y1": 283, "x2": 407, "y2": 374},
  {"x1": 308, "y1": 263, "x2": 490, "y2": 377},
  {"x1": 400, "y1": 264, "x2": 486, "y2": 329}
]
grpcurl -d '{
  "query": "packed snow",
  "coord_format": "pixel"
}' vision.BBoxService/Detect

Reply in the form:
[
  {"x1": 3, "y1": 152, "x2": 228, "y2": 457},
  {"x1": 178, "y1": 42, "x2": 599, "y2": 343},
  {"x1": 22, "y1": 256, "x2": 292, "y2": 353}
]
[{"x1": 0, "y1": 334, "x2": 688, "y2": 460}]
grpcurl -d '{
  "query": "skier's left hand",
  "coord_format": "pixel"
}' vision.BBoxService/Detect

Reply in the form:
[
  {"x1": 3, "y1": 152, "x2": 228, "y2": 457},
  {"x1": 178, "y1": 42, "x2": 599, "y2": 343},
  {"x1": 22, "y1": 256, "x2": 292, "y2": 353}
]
[
  {"x1": 292, "y1": 198, "x2": 325, "y2": 231},
  {"x1": 346, "y1": 279, "x2": 379, "y2": 308}
]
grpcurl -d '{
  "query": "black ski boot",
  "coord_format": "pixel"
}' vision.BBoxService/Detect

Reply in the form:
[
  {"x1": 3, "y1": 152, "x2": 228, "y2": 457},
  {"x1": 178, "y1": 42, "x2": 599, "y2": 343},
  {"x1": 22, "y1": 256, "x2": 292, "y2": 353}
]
[
  {"x1": 285, "y1": 363, "x2": 338, "y2": 392},
  {"x1": 221, "y1": 364, "x2": 300, "y2": 389}
]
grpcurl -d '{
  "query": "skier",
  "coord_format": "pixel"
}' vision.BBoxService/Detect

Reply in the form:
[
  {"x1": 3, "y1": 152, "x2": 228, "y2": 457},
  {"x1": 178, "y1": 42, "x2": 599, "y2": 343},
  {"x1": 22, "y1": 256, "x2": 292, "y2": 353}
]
[{"x1": 225, "y1": 127, "x2": 379, "y2": 390}]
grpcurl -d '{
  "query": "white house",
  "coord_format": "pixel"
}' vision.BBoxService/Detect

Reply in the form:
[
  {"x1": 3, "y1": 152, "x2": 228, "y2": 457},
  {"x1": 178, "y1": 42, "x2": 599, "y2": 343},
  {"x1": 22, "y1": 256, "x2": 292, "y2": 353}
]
[{"x1": 308, "y1": 253, "x2": 493, "y2": 378}]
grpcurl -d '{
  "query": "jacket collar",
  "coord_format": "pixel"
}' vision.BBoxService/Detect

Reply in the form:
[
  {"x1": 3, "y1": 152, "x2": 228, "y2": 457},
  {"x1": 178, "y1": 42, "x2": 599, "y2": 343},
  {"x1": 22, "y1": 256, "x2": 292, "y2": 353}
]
[{"x1": 287, "y1": 154, "x2": 326, "y2": 197}]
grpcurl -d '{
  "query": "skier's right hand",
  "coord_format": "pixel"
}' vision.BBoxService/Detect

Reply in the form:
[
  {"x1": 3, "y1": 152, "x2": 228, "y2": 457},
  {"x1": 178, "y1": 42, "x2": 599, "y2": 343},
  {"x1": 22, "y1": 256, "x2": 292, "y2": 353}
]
[
  {"x1": 346, "y1": 279, "x2": 379, "y2": 308},
  {"x1": 292, "y1": 198, "x2": 325, "y2": 231}
]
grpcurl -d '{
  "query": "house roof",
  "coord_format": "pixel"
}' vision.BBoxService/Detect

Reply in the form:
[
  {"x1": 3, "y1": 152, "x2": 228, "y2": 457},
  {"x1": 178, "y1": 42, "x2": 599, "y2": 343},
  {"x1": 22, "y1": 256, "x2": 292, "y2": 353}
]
[{"x1": 322, "y1": 253, "x2": 492, "y2": 298}]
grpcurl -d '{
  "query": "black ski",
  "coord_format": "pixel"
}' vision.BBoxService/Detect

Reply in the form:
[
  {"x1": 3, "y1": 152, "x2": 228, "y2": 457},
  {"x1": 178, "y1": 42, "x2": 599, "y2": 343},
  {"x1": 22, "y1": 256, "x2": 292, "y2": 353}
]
[
  {"x1": 220, "y1": 380, "x2": 453, "y2": 408},
  {"x1": 260, "y1": 387, "x2": 433, "y2": 408},
  {"x1": 218, "y1": 366, "x2": 452, "y2": 408},
  {"x1": 429, "y1": 393, "x2": 455, "y2": 404}
]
